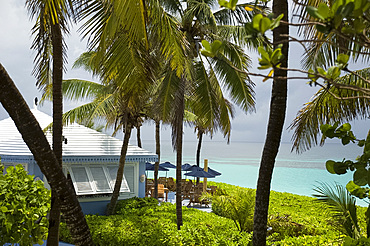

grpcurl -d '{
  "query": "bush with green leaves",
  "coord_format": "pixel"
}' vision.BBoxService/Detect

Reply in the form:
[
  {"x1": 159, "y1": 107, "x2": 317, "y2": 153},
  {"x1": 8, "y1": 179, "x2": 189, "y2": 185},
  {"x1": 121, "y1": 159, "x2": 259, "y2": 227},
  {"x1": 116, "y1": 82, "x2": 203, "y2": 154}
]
[
  {"x1": 206, "y1": 187, "x2": 255, "y2": 232},
  {"x1": 0, "y1": 163, "x2": 50, "y2": 246},
  {"x1": 60, "y1": 198, "x2": 252, "y2": 245}
]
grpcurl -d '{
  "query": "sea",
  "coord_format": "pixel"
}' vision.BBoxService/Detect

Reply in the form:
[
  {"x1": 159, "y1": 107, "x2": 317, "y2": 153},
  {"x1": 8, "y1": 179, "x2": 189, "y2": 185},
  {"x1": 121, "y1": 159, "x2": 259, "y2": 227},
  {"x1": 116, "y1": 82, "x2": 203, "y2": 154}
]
[{"x1": 142, "y1": 140, "x2": 368, "y2": 206}]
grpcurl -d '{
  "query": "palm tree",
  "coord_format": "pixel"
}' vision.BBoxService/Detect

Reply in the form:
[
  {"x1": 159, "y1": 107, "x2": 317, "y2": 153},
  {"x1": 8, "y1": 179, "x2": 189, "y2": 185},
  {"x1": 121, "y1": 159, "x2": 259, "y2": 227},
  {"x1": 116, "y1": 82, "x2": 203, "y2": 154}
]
[
  {"x1": 252, "y1": 0, "x2": 289, "y2": 245},
  {"x1": 153, "y1": 1, "x2": 260, "y2": 229},
  {"x1": 42, "y1": 49, "x2": 158, "y2": 215},
  {"x1": 0, "y1": 64, "x2": 94, "y2": 245},
  {"x1": 25, "y1": 0, "x2": 76, "y2": 243},
  {"x1": 77, "y1": 0, "x2": 259, "y2": 229}
]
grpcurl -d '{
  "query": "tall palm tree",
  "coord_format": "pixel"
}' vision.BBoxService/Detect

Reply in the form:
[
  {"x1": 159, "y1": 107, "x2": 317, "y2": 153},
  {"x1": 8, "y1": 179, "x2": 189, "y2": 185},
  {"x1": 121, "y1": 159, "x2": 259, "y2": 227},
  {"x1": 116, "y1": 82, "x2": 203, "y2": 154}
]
[
  {"x1": 0, "y1": 64, "x2": 94, "y2": 245},
  {"x1": 154, "y1": 0, "x2": 260, "y2": 229},
  {"x1": 42, "y1": 49, "x2": 158, "y2": 215},
  {"x1": 77, "y1": 0, "x2": 259, "y2": 229},
  {"x1": 25, "y1": 0, "x2": 76, "y2": 243},
  {"x1": 252, "y1": 0, "x2": 289, "y2": 245}
]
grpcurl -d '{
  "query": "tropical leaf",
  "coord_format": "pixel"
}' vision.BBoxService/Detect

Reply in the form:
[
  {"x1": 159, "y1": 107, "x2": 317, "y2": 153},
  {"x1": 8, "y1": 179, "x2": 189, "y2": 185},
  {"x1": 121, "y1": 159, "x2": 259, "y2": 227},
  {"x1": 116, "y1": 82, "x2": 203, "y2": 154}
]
[
  {"x1": 313, "y1": 182, "x2": 361, "y2": 239},
  {"x1": 290, "y1": 68, "x2": 370, "y2": 153}
]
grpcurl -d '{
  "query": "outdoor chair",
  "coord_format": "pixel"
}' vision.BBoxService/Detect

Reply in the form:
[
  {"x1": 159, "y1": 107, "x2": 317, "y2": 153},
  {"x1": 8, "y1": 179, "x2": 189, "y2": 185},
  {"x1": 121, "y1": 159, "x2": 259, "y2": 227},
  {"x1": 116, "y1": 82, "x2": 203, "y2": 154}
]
[
  {"x1": 181, "y1": 181, "x2": 193, "y2": 200},
  {"x1": 158, "y1": 177, "x2": 167, "y2": 185},
  {"x1": 187, "y1": 188, "x2": 209, "y2": 207},
  {"x1": 157, "y1": 183, "x2": 165, "y2": 199},
  {"x1": 166, "y1": 177, "x2": 176, "y2": 191}
]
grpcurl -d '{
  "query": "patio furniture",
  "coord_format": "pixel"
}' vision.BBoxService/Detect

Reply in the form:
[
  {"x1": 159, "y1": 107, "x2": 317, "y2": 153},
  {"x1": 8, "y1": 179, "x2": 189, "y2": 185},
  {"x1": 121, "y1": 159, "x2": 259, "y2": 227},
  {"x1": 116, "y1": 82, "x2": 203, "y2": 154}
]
[
  {"x1": 187, "y1": 188, "x2": 209, "y2": 207},
  {"x1": 166, "y1": 177, "x2": 176, "y2": 191},
  {"x1": 150, "y1": 184, "x2": 169, "y2": 201},
  {"x1": 181, "y1": 181, "x2": 193, "y2": 200}
]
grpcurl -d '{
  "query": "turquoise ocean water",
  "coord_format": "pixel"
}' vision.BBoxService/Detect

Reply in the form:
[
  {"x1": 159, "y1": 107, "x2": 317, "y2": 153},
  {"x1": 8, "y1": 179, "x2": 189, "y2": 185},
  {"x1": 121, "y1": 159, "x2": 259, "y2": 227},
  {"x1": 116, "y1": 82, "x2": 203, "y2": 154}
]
[{"x1": 142, "y1": 140, "x2": 367, "y2": 206}]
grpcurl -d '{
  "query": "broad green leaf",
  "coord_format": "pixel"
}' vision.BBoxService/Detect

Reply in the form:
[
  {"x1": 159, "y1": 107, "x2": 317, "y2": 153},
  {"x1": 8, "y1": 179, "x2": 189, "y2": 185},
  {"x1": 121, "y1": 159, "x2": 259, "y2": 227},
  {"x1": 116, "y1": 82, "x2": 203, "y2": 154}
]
[
  {"x1": 201, "y1": 40, "x2": 212, "y2": 51},
  {"x1": 342, "y1": 2, "x2": 355, "y2": 17},
  {"x1": 253, "y1": 14, "x2": 263, "y2": 30},
  {"x1": 258, "y1": 46, "x2": 270, "y2": 61},
  {"x1": 270, "y1": 14, "x2": 284, "y2": 30},
  {"x1": 326, "y1": 160, "x2": 336, "y2": 174},
  {"x1": 346, "y1": 181, "x2": 368, "y2": 199},
  {"x1": 211, "y1": 40, "x2": 222, "y2": 53},
  {"x1": 317, "y1": 3, "x2": 330, "y2": 19},
  {"x1": 317, "y1": 67, "x2": 326, "y2": 76},
  {"x1": 306, "y1": 6, "x2": 325, "y2": 20},
  {"x1": 336, "y1": 54, "x2": 349, "y2": 65},
  {"x1": 333, "y1": 162, "x2": 347, "y2": 174},
  {"x1": 354, "y1": 168, "x2": 368, "y2": 186},
  {"x1": 260, "y1": 17, "x2": 271, "y2": 34}
]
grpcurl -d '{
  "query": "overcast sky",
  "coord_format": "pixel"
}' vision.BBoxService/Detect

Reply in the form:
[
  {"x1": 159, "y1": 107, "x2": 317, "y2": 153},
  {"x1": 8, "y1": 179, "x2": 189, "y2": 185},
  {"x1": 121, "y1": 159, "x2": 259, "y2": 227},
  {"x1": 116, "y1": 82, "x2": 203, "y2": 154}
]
[{"x1": 0, "y1": 1, "x2": 368, "y2": 147}]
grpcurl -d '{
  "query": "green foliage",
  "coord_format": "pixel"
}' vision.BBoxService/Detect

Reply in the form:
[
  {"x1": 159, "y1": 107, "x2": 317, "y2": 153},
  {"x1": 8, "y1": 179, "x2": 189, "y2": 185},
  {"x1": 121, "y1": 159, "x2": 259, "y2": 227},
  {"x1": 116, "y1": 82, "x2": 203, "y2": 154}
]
[
  {"x1": 0, "y1": 164, "x2": 50, "y2": 246},
  {"x1": 208, "y1": 187, "x2": 255, "y2": 232},
  {"x1": 257, "y1": 44, "x2": 284, "y2": 81},
  {"x1": 113, "y1": 196, "x2": 159, "y2": 216},
  {"x1": 60, "y1": 182, "x2": 365, "y2": 245},
  {"x1": 306, "y1": 0, "x2": 370, "y2": 35},
  {"x1": 60, "y1": 199, "x2": 252, "y2": 245},
  {"x1": 313, "y1": 183, "x2": 361, "y2": 239},
  {"x1": 218, "y1": 0, "x2": 238, "y2": 11},
  {"x1": 200, "y1": 40, "x2": 223, "y2": 58}
]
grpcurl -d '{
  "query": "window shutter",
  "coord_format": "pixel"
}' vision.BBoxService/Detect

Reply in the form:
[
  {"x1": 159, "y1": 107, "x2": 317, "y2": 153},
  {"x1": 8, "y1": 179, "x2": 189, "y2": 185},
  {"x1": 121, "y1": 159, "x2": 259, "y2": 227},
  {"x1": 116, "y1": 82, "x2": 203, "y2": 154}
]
[
  {"x1": 90, "y1": 166, "x2": 111, "y2": 193},
  {"x1": 107, "y1": 166, "x2": 130, "y2": 192},
  {"x1": 124, "y1": 165, "x2": 135, "y2": 192},
  {"x1": 70, "y1": 166, "x2": 93, "y2": 194}
]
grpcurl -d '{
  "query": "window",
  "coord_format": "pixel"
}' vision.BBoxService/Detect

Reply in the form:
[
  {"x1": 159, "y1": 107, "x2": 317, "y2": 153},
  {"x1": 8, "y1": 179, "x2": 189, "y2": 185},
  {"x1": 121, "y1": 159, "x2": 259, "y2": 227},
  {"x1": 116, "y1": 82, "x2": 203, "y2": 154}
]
[
  {"x1": 107, "y1": 166, "x2": 130, "y2": 193},
  {"x1": 67, "y1": 164, "x2": 133, "y2": 196}
]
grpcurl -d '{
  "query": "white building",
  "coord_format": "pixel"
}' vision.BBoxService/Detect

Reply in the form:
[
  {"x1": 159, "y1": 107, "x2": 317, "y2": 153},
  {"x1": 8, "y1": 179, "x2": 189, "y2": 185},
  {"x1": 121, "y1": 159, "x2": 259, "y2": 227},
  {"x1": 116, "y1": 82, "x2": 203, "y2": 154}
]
[{"x1": 0, "y1": 106, "x2": 157, "y2": 214}]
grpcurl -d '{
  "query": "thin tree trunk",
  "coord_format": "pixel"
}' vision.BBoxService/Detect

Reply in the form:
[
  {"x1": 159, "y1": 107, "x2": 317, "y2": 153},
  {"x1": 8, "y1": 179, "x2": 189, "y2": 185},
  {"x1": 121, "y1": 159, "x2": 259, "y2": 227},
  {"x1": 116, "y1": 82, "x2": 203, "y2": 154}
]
[
  {"x1": 137, "y1": 125, "x2": 142, "y2": 148},
  {"x1": 48, "y1": 23, "x2": 63, "y2": 245},
  {"x1": 153, "y1": 120, "x2": 160, "y2": 199},
  {"x1": 252, "y1": 1, "x2": 289, "y2": 245},
  {"x1": 196, "y1": 129, "x2": 203, "y2": 184},
  {"x1": 175, "y1": 79, "x2": 185, "y2": 230},
  {"x1": 106, "y1": 120, "x2": 133, "y2": 215},
  {"x1": 0, "y1": 63, "x2": 94, "y2": 245}
]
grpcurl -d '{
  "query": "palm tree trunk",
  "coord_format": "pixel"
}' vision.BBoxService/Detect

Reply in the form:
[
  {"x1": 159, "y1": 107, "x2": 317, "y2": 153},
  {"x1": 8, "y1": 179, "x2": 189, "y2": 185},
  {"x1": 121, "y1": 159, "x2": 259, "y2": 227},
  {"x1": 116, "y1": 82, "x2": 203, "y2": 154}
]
[
  {"x1": 196, "y1": 129, "x2": 203, "y2": 184},
  {"x1": 252, "y1": 1, "x2": 289, "y2": 245},
  {"x1": 153, "y1": 120, "x2": 160, "y2": 199},
  {"x1": 0, "y1": 63, "x2": 94, "y2": 245},
  {"x1": 47, "y1": 22, "x2": 63, "y2": 246},
  {"x1": 175, "y1": 79, "x2": 185, "y2": 230},
  {"x1": 106, "y1": 120, "x2": 133, "y2": 215},
  {"x1": 137, "y1": 125, "x2": 142, "y2": 148}
]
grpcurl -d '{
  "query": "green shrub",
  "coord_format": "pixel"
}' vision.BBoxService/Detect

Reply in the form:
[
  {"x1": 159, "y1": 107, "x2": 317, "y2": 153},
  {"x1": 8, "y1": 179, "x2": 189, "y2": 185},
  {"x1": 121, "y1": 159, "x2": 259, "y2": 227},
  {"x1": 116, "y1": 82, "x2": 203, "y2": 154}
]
[
  {"x1": 0, "y1": 164, "x2": 50, "y2": 246},
  {"x1": 114, "y1": 196, "x2": 159, "y2": 216},
  {"x1": 60, "y1": 202, "x2": 252, "y2": 245},
  {"x1": 207, "y1": 187, "x2": 255, "y2": 232}
]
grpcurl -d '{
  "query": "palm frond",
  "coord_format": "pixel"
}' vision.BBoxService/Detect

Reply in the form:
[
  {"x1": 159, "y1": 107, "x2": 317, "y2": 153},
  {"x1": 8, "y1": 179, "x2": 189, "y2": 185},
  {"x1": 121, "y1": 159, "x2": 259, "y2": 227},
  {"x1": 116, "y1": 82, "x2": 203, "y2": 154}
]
[
  {"x1": 313, "y1": 182, "x2": 361, "y2": 239},
  {"x1": 212, "y1": 47, "x2": 255, "y2": 113},
  {"x1": 290, "y1": 68, "x2": 370, "y2": 153}
]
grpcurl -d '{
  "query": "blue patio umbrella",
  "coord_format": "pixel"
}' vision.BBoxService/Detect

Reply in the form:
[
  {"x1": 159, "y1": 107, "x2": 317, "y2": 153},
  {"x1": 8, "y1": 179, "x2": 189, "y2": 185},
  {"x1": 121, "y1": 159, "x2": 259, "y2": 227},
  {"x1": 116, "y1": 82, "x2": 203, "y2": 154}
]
[
  {"x1": 207, "y1": 167, "x2": 221, "y2": 176},
  {"x1": 146, "y1": 164, "x2": 169, "y2": 171},
  {"x1": 181, "y1": 163, "x2": 192, "y2": 171},
  {"x1": 146, "y1": 162, "x2": 154, "y2": 170},
  {"x1": 184, "y1": 168, "x2": 216, "y2": 178},
  {"x1": 159, "y1": 161, "x2": 176, "y2": 169},
  {"x1": 145, "y1": 162, "x2": 169, "y2": 178}
]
